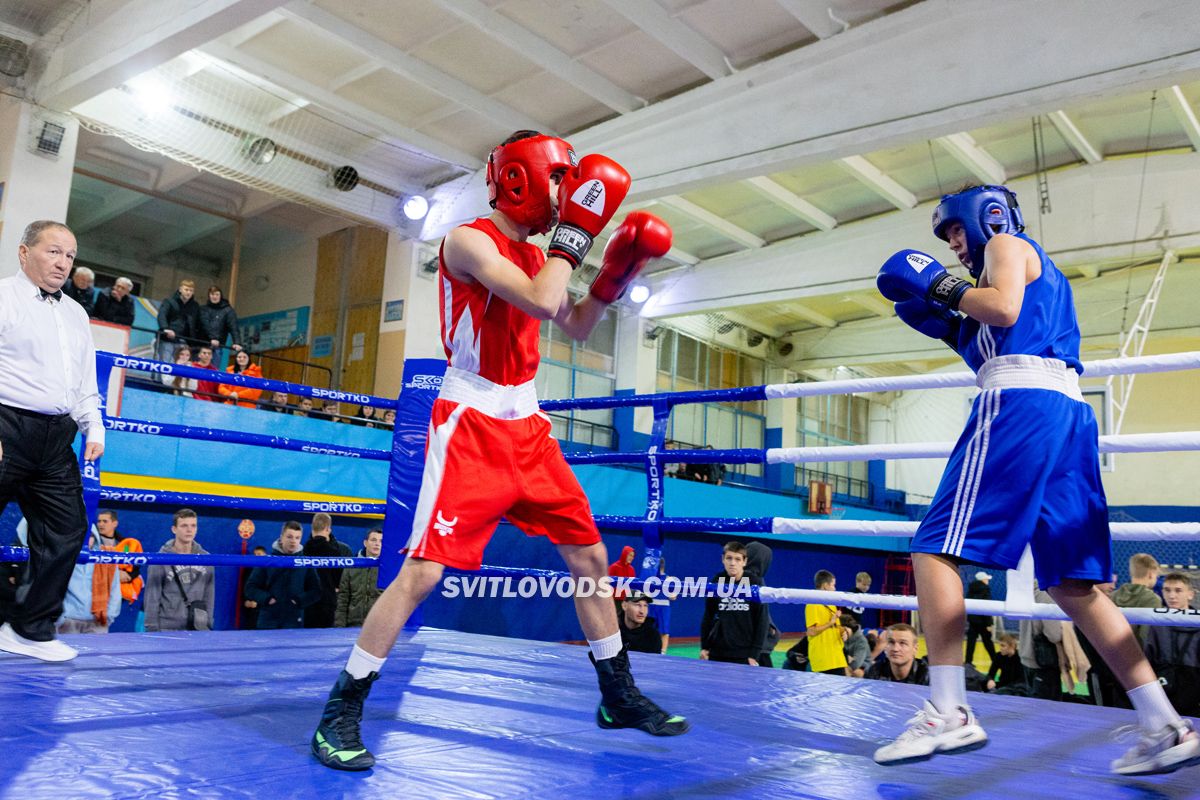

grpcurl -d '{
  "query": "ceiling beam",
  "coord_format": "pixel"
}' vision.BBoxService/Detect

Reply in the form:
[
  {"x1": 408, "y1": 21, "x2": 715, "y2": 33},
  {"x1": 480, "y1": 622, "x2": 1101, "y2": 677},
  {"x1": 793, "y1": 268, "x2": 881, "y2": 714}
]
[
  {"x1": 846, "y1": 294, "x2": 894, "y2": 317},
  {"x1": 280, "y1": 2, "x2": 545, "y2": 133},
  {"x1": 1165, "y1": 84, "x2": 1200, "y2": 151},
  {"x1": 73, "y1": 160, "x2": 202, "y2": 233},
  {"x1": 744, "y1": 176, "x2": 837, "y2": 231},
  {"x1": 222, "y1": 10, "x2": 284, "y2": 47},
  {"x1": 431, "y1": 0, "x2": 642, "y2": 114},
  {"x1": 773, "y1": 0, "x2": 845, "y2": 39},
  {"x1": 788, "y1": 303, "x2": 838, "y2": 329},
  {"x1": 201, "y1": 41, "x2": 481, "y2": 169},
  {"x1": 149, "y1": 191, "x2": 281, "y2": 255},
  {"x1": 722, "y1": 311, "x2": 784, "y2": 339},
  {"x1": 1047, "y1": 110, "x2": 1102, "y2": 164},
  {"x1": 838, "y1": 155, "x2": 916, "y2": 209},
  {"x1": 657, "y1": 196, "x2": 765, "y2": 249},
  {"x1": 936, "y1": 132, "x2": 1006, "y2": 184},
  {"x1": 597, "y1": 0, "x2": 732, "y2": 80},
  {"x1": 35, "y1": 0, "x2": 290, "y2": 110}
]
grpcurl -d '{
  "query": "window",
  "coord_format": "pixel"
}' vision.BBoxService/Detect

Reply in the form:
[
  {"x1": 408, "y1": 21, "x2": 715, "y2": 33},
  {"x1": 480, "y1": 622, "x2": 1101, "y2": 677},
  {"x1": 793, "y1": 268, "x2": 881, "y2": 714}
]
[
  {"x1": 655, "y1": 328, "x2": 767, "y2": 478},
  {"x1": 795, "y1": 390, "x2": 872, "y2": 499},
  {"x1": 537, "y1": 307, "x2": 618, "y2": 449}
]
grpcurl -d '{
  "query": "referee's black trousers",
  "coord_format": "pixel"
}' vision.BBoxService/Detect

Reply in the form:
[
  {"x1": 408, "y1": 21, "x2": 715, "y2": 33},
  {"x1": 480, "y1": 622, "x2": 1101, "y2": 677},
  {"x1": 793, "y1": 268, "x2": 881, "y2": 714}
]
[{"x1": 0, "y1": 404, "x2": 89, "y2": 642}]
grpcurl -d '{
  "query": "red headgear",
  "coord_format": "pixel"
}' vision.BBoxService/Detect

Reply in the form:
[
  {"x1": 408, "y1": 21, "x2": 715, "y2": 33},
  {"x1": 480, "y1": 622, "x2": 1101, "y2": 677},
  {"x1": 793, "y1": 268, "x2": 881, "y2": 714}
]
[{"x1": 486, "y1": 134, "x2": 576, "y2": 234}]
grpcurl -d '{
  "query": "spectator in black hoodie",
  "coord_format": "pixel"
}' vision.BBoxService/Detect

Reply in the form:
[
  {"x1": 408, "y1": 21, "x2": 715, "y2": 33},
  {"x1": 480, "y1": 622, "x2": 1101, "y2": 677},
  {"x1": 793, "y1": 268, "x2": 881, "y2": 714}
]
[
  {"x1": 303, "y1": 513, "x2": 353, "y2": 628},
  {"x1": 619, "y1": 592, "x2": 663, "y2": 654},
  {"x1": 744, "y1": 541, "x2": 780, "y2": 667},
  {"x1": 197, "y1": 285, "x2": 241, "y2": 355},
  {"x1": 95, "y1": 277, "x2": 135, "y2": 326},
  {"x1": 243, "y1": 521, "x2": 321, "y2": 629},
  {"x1": 966, "y1": 571, "x2": 996, "y2": 664},
  {"x1": 700, "y1": 541, "x2": 767, "y2": 666},
  {"x1": 987, "y1": 633, "x2": 1026, "y2": 695},
  {"x1": 157, "y1": 279, "x2": 199, "y2": 362}
]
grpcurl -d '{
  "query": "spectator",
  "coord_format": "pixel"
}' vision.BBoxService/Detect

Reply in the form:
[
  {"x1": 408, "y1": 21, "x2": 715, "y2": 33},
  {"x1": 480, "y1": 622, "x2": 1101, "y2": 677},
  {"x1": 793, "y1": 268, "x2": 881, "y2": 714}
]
[
  {"x1": 841, "y1": 614, "x2": 871, "y2": 677},
  {"x1": 143, "y1": 509, "x2": 215, "y2": 632},
  {"x1": 381, "y1": 408, "x2": 395, "y2": 428},
  {"x1": 56, "y1": 526, "x2": 121, "y2": 634},
  {"x1": 700, "y1": 541, "x2": 767, "y2": 666},
  {"x1": 965, "y1": 571, "x2": 996, "y2": 665},
  {"x1": 866, "y1": 623, "x2": 930, "y2": 684},
  {"x1": 646, "y1": 555, "x2": 674, "y2": 652},
  {"x1": 244, "y1": 521, "x2": 321, "y2": 629},
  {"x1": 63, "y1": 265, "x2": 97, "y2": 316},
  {"x1": 704, "y1": 444, "x2": 725, "y2": 485},
  {"x1": 94, "y1": 277, "x2": 135, "y2": 326},
  {"x1": 1018, "y1": 582, "x2": 1064, "y2": 701},
  {"x1": 618, "y1": 592, "x2": 662, "y2": 655},
  {"x1": 294, "y1": 397, "x2": 314, "y2": 418},
  {"x1": 1143, "y1": 573, "x2": 1200, "y2": 717},
  {"x1": 156, "y1": 279, "x2": 198, "y2": 363},
  {"x1": 805, "y1": 570, "x2": 848, "y2": 676},
  {"x1": 303, "y1": 513, "x2": 353, "y2": 628},
  {"x1": 321, "y1": 399, "x2": 341, "y2": 422},
  {"x1": 197, "y1": 285, "x2": 241, "y2": 355},
  {"x1": 191, "y1": 345, "x2": 220, "y2": 401},
  {"x1": 1112, "y1": 553, "x2": 1164, "y2": 646},
  {"x1": 162, "y1": 345, "x2": 197, "y2": 397},
  {"x1": 745, "y1": 541, "x2": 780, "y2": 666},
  {"x1": 95, "y1": 509, "x2": 143, "y2": 604},
  {"x1": 663, "y1": 440, "x2": 680, "y2": 478},
  {"x1": 218, "y1": 350, "x2": 263, "y2": 408},
  {"x1": 335, "y1": 528, "x2": 383, "y2": 628},
  {"x1": 847, "y1": 570, "x2": 874, "y2": 629},
  {"x1": 241, "y1": 545, "x2": 270, "y2": 631},
  {"x1": 262, "y1": 391, "x2": 290, "y2": 413},
  {"x1": 986, "y1": 633, "x2": 1026, "y2": 695},
  {"x1": 607, "y1": 545, "x2": 636, "y2": 604},
  {"x1": 353, "y1": 405, "x2": 379, "y2": 428}
]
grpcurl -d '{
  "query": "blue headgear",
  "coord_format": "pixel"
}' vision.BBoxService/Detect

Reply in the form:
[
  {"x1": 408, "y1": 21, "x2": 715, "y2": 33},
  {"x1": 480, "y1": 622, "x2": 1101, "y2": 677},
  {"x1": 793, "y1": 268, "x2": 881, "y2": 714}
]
[{"x1": 931, "y1": 185, "x2": 1025, "y2": 278}]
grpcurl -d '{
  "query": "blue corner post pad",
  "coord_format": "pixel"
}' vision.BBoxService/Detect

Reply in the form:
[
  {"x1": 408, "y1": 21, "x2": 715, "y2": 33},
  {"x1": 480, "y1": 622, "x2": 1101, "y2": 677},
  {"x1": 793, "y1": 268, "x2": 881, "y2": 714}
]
[{"x1": 380, "y1": 359, "x2": 446, "y2": 628}]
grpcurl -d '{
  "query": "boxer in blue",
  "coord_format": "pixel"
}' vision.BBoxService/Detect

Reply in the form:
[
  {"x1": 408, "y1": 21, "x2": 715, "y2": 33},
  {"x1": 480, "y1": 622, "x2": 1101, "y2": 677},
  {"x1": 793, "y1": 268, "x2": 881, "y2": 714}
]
[{"x1": 871, "y1": 185, "x2": 1199, "y2": 775}]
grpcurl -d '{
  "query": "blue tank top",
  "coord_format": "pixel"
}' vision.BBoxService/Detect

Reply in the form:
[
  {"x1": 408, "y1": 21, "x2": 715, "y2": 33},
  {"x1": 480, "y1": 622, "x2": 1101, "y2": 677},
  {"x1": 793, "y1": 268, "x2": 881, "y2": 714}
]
[{"x1": 958, "y1": 233, "x2": 1082, "y2": 374}]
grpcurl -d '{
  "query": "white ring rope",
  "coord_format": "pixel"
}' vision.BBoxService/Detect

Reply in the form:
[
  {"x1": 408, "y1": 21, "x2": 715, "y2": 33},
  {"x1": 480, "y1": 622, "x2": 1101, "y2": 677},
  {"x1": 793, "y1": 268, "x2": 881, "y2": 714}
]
[
  {"x1": 756, "y1": 587, "x2": 1200, "y2": 629},
  {"x1": 764, "y1": 431, "x2": 1200, "y2": 464},
  {"x1": 762, "y1": 351, "x2": 1200, "y2": 399},
  {"x1": 767, "y1": 520, "x2": 1200, "y2": 541}
]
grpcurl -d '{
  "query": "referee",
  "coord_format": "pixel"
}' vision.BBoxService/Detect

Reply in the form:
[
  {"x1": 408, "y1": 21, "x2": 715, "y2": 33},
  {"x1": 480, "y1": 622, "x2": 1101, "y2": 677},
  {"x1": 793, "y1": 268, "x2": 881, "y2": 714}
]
[{"x1": 0, "y1": 220, "x2": 104, "y2": 662}]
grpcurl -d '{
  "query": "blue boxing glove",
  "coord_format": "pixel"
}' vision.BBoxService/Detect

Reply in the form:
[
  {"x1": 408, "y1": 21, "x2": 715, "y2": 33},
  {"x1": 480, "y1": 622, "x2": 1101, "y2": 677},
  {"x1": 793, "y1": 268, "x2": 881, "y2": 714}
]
[
  {"x1": 895, "y1": 298, "x2": 962, "y2": 352},
  {"x1": 877, "y1": 249, "x2": 971, "y2": 311}
]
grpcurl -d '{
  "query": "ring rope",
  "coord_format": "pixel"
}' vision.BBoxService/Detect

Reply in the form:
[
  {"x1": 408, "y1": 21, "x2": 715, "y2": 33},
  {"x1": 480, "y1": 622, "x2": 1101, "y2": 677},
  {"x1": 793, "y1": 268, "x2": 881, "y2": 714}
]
[{"x1": 104, "y1": 416, "x2": 391, "y2": 460}]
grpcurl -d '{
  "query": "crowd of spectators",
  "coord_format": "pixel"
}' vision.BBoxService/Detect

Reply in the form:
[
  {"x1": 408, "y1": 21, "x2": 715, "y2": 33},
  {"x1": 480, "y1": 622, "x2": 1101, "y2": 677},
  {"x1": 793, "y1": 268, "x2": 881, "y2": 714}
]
[{"x1": 663, "y1": 440, "x2": 726, "y2": 485}]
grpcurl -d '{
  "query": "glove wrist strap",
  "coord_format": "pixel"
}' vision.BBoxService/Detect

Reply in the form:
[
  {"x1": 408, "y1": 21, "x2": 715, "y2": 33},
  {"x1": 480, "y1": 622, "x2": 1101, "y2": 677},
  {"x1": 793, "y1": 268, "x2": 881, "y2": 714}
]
[
  {"x1": 548, "y1": 224, "x2": 593, "y2": 269},
  {"x1": 927, "y1": 273, "x2": 970, "y2": 311}
]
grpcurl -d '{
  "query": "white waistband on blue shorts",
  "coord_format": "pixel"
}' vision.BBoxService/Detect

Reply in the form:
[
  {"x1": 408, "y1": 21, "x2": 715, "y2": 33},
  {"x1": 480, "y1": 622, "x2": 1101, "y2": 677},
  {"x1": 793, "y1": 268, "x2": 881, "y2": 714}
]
[
  {"x1": 439, "y1": 367, "x2": 541, "y2": 419},
  {"x1": 976, "y1": 354, "x2": 1083, "y2": 401}
]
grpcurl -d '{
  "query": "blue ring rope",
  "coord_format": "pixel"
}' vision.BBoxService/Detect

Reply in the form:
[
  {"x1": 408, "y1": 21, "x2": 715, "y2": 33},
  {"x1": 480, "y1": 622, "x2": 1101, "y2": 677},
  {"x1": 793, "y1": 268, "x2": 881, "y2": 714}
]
[{"x1": 104, "y1": 416, "x2": 391, "y2": 460}]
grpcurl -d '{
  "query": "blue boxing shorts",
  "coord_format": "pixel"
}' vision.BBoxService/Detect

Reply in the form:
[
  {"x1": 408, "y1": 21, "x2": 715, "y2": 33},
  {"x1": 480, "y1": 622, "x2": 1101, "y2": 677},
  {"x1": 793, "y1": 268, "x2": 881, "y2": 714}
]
[{"x1": 910, "y1": 356, "x2": 1112, "y2": 588}]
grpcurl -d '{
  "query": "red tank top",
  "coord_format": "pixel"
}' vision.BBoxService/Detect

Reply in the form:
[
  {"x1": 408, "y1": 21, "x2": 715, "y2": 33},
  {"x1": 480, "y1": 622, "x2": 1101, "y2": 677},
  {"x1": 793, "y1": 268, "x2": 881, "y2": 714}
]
[{"x1": 438, "y1": 217, "x2": 544, "y2": 386}]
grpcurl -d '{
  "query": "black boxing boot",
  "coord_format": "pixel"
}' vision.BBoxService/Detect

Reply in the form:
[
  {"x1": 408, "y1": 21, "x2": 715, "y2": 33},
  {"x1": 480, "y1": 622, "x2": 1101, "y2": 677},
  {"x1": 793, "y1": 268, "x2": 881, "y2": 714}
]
[
  {"x1": 589, "y1": 648, "x2": 689, "y2": 736},
  {"x1": 312, "y1": 670, "x2": 378, "y2": 770}
]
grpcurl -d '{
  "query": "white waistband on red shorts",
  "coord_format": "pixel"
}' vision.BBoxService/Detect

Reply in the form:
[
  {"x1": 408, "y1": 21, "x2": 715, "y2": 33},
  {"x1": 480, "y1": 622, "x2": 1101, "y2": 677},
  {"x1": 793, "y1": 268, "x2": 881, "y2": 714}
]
[
  {"x1": 439, "y1": 367, "x2": 540, "y2": 419},
  {"x1": 976, "y1": 354, "x2": 1083, "y2": 400}
]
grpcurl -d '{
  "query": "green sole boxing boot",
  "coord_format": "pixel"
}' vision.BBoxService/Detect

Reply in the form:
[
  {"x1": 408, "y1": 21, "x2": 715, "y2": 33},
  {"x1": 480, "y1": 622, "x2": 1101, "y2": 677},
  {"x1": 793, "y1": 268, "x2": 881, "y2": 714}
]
[
  {"x1": 312, "y1": 670, "x2": 379, "y2": 771},
  {"x1": 590, "y1": 648, "x2": 689, "y2": 736}
]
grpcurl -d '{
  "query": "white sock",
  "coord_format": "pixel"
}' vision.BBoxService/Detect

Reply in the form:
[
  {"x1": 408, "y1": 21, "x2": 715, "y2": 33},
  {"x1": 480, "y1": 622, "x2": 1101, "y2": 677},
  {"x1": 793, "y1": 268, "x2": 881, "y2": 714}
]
[
  {"x1": 928, "y1": 665, "x2": 967, "y2": 714},
  {"x1": 345, "y1": 644, "x2": 386, "y2": 680},
  {"x1": 1127, "y1": 680, "x2": 1181, "y2": 733},
  {"x1": 588, "y1": 632, "x2": 623, "y2": 661}
]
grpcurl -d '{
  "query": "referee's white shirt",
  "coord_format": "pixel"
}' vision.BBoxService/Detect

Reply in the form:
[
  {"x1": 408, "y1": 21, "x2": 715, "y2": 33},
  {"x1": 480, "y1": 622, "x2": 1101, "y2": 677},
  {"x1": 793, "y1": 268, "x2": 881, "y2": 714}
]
[{"x1": 0, "y1": 268, "x2": 104, "y2": 447}]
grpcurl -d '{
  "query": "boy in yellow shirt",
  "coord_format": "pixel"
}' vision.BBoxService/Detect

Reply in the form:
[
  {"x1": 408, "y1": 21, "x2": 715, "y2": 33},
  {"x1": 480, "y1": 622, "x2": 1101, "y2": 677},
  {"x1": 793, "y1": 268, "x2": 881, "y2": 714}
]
[{"x1": 806, "y1": 570, "x2": 848, "y2": 675}]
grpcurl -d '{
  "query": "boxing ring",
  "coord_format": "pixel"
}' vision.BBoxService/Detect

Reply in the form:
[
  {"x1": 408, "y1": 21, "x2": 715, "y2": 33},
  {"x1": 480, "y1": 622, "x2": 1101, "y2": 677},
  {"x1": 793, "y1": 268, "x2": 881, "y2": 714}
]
[{"x1": 2, "y1": 350, "x2": 1199, "y2": 799}]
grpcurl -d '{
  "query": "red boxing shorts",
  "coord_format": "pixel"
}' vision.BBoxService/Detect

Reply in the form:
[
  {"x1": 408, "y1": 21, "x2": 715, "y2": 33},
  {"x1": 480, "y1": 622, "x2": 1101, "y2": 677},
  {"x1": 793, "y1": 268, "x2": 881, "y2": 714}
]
[{"x1": 404, "y1": 398, "x2": 601, "y2": 571}]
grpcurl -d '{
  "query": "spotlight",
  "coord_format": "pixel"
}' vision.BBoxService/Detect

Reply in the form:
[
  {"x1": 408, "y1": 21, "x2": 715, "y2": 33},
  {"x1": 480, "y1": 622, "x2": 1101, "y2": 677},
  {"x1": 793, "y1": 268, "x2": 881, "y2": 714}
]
[
  {"x1": 243, "y1": 136, "x2": 277, "y2": 166},
  {"x1": 127, "y1": 75, "x2": 172, "y2": 117},
  {"x1": 628, "y1": 284, "x2": 650, "y2": 304},
  {"x1": 329, "y1": 165, "x2": 359, "y2": 192},
  {"x1": 644, "y1": 324, "x2": 665, "y2": 342},
  {"x1": 402, "y1": 194, "x2": 429, "y2": 221}
]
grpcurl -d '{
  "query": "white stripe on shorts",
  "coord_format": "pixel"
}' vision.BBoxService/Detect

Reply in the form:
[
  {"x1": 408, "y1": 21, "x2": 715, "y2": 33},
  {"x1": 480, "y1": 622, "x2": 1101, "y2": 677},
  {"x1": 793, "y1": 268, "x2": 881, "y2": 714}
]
[
  {"x1": 406, "y1": 404, "x2": 468, "y2": 559},
  {"x1": 942, "y1": 389, "x2": 1001, "y2": 557}
]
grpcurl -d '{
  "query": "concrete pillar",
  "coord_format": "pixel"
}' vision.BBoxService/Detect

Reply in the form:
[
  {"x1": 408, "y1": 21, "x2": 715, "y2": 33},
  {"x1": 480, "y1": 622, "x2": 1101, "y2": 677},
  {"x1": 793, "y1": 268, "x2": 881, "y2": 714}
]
[
  {"x1": 612, "y1": 309, "x2": 660, "y2": 450},
  {"x1": 0, "y1": 96, "x2": 78, "y2": 275},
  {"x1": 764, "y1": 366, "x2": 798, "y2": 491}
]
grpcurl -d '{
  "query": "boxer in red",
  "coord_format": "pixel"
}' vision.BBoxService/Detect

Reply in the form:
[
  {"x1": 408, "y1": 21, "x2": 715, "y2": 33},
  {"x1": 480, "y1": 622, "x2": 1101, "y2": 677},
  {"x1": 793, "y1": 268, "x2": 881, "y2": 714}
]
[{"x1": 312, "y1": 131, "x2": 686, "y2": 771}]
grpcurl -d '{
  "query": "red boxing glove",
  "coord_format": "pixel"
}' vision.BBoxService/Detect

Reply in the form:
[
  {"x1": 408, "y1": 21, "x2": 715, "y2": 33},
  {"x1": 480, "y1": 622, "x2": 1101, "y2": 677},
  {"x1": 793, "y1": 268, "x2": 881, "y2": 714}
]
[
  {"x1": 589, "y1": 211, "x2": 672, "y2": 304},
  {"x1": 548, "y1": 154, "x2": 631, "y2": 268}
]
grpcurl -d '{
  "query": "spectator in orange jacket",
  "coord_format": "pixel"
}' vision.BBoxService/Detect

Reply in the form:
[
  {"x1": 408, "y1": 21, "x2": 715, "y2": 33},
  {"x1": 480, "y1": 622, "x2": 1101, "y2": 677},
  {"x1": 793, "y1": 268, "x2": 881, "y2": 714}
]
[{"x1": 218, "y1": 350, "x2": 263, "y2": 408}]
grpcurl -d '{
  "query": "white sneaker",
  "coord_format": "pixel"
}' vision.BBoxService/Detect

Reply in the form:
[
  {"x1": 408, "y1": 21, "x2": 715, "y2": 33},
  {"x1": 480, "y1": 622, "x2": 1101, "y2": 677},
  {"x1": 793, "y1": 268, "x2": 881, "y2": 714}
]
[
  {"x1": 1111, "y1": 720, "x2": 1200, "y2": 776},
  {"x1": 874, "y1": 700, "x2": 988, "y2": 765},
  {"x1": 0, "y1": 622, "x2": 78, "y2": 662}
]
